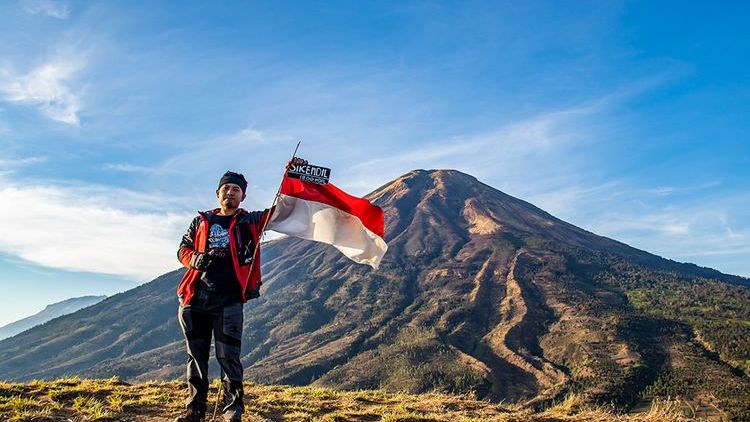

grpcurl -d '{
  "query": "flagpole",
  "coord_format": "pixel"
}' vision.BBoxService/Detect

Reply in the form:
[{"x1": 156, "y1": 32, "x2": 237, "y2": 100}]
[
  {"x1": 258, "y1": 139, "x2": 301, "y2": 239},
  {"x1": 247, "y1": 139, "x2": 301, "y2": 276}
]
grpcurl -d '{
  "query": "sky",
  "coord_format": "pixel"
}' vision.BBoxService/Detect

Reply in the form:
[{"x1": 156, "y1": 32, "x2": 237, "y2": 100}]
[{"x1": 0, "y1": 0, "x2": 748, "y2": 326}]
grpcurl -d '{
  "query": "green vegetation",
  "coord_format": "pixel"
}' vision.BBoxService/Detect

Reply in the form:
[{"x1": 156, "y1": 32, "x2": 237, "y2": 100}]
[
  {"x1": 557, "y1": 248, "x2": 750, "y2": 421},
  {"x1": 372, "y1": 327, "x2": 486, "y2": 394},
  {"x1": 623, "y1": 279, "x2": 750, "y2": 373},
  {"x1": 0, "y1": 378, "x2": 694, "y2": 421},
  {"x1": 594, "y1": 257, "x2": 750, "y2": 376}
]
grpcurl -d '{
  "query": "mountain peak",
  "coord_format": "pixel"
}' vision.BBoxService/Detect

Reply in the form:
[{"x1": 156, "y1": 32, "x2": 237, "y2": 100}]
[
  {"x1": 366, "y1": 168, "x2": 618, "y2": 253},
  {"x1": 367, "y1": 169, "x2": 486, "y2": 214},
  {"x1": 369, "y1": 169, "x2": 479, "y2": 198}
]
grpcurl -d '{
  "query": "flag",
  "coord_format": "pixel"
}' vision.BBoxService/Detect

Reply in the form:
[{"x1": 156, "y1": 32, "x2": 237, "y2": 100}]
[{"x1": 267, "y1": 176, "x2": 387, "y2": 269}]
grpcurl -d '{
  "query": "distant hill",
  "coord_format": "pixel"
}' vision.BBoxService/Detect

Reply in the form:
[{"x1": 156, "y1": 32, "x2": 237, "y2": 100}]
[
  {"x1": 0, "y1": 295, "x2": 106, "y2": 340},
  {"x1": 0, "y1": 169, "x2": 748, "y2": 420}
]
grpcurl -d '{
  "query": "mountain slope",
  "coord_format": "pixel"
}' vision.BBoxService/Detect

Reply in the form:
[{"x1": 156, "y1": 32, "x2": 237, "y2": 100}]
[
  {"x1": 0, "y1": 169, "x2": 748, "y2": 419},
  {"x1": 0, "y1": 295, "x2": 106, "y2": 341}
]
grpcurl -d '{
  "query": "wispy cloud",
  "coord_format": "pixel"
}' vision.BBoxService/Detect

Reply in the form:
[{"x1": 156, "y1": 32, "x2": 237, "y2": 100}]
[
  {"x1": 590, "y1": 211, "x2": 694, "y2": 237},
  {"x1": 153, "y1": 127, "x2": 296, "y2": 207},
  {"x1": 102, "y1": 163, "x2": 177, "y2": 176},
  {"x1": 21, "y1": 0, "x2": 70, "y2": 19},
  {"x1": 0, "y1": 57, "x2": 84, "y2": 125},
  {"x1": 178, "y1": 127, "x2": 271, "y2": 152},
  {"x1": 525, "y1": 180, "x2": 624, "y2": 218},
  {"x1": 344, "y1": 74, "x2": 675, "y2": 194},
  {"x1": 599, "y1": 209, "x2": 750, "y2": 277},
  {"x1": 640, "y1": 181, "x2": 723, "y2": 197},
  {"x1": 0, "y1": 176, "x2": 193, "y2": 280},
  {"x1": 534, "y1": 184, "x2": 750, "y2": 277},
  {"x1": 340, "y1": 104, "x2": 597, "y2": 195},
  {"x1": 0, "y1": 156, "x2": 47, "y2": 168}
]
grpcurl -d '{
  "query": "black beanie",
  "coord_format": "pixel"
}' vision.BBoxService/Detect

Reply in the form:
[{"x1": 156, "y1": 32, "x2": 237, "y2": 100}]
[{"x1": 217, "y1": 171, "x2": 248, "y2": 193}]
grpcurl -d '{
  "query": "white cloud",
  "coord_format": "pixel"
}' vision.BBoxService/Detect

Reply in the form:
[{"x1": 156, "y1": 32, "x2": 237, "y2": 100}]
[
  {"x1": 0, "y1": 58, "x2": 83, "y2": 125},
  {"x1": 159, "y1": 127, "x2": 274, "y2": 172},
  {"x1": 590, "y1": 212, "x2": 694, "y2": 237},
  {"x1": 102, "y1": 163, "x2": 177, "y2": 176},
  {"x1": 22, "y1": 0, "x2": 70, "y2": 19},
  {"x1": 0, "y1": 177, "x2": 193, "y2": 280},
  {"x1": 543, "y1": 186, "x2": 750, "y2": 277},
  {"x1": 640, "y1": 181, "x2": 722, "y2": 198},
  {"x1": 153, "y1": 127, "x2": 297, "y2": 209},
  {"x1": 525, "y1": 180, "x2": 623, "y2": 218},
  {"x1": 339, "y1": 104, "x2": 596, "y2": 196},
  {"x1": 0, "y1": 156, "x2": 47, "y2": 168}
]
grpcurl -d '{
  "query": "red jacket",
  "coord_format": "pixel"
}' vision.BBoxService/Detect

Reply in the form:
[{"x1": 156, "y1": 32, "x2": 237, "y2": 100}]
[{"x1": 177, "y1": 208, "x2": 272, "y2": 305}]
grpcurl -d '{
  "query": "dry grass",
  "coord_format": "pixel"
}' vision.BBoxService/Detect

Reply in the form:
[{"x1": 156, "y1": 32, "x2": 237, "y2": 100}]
[{"x1": 0, "y1": 378, "x2": 696, "y2": 421}]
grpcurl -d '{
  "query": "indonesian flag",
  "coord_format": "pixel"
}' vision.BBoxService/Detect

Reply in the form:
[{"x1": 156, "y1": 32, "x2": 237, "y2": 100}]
[{"x1": 267, "y1": 177, "x2": 388, "y2": 269}]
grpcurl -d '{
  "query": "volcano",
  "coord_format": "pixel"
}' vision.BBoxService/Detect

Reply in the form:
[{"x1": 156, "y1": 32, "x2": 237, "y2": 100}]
[{"x1": 0, "y1": 169, "x2": 748, "y2": 419}]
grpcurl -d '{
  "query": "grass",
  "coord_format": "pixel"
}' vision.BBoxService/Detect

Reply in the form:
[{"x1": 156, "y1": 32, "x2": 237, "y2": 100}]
[
  {"x1": 0, "y1": 378, "x2": 696, "y2": 421},
  {"x1": 72, "y1": 396, "x2": 114, "y2": 419}
]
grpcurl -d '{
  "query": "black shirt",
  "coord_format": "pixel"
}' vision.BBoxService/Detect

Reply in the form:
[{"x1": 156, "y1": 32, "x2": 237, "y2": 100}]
[{"x1": 194, "y1": 214, "x2": 242, "y2": 310}]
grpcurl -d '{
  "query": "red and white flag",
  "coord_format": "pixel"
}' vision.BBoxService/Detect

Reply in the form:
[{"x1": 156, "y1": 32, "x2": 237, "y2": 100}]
[{"x1": 267, "y1": 177, "x2": 388, "y2": 269}]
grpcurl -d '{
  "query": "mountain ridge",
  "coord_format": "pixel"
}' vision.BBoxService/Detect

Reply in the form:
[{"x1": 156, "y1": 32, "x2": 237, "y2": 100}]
[{"x1": 0, "y1": 295, "x2": 107, "y2": 341}]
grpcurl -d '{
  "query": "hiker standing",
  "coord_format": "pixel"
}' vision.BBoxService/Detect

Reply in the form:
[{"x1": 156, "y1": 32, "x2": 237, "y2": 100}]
[{"x1": 174, "y1": 166, "x2": 291, "y2": 422}]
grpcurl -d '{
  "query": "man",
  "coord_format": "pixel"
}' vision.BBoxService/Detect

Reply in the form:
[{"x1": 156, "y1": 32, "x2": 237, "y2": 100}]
[{"x1": 174, "y1": 165, "x2": 293, "y2": 422}]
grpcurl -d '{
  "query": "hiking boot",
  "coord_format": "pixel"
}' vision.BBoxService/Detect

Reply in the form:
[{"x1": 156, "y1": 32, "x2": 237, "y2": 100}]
[
  {"x1": 174, "y1": 407, "x2": 205, "y2": 422},
  {"x1": 223, "y1": 410, "x2": 242, "y2": 422}
]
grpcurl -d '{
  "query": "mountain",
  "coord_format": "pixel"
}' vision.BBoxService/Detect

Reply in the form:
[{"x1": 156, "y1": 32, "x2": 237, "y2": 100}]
[
  {"x1": 0, "y1": 295, "x2": 106, "y2": 340},
  {"x1": 0, "y1": 169, "x2": 748, "y2": 419}
]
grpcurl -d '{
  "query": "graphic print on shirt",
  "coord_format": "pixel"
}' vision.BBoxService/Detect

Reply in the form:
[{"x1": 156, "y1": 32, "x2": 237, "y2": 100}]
[{"x1": 208, "y1": 223, "x2": 230, "y2": 249}]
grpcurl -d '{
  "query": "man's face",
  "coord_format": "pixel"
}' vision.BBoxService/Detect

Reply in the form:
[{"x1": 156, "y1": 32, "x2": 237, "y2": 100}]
[{"x1": 217, "y1": 183, "x2": 245, "y2": 208}]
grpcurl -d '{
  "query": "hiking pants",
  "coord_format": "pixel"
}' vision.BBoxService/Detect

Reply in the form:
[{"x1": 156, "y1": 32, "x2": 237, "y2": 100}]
[{"x1": 178, "y1": 300, "x2": 244, "y2": 416}]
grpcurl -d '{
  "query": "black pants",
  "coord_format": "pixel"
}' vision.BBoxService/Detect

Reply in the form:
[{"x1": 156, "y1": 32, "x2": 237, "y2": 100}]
[{"x1": 178, "y1": 298, "x2": 244, "y2": 416}]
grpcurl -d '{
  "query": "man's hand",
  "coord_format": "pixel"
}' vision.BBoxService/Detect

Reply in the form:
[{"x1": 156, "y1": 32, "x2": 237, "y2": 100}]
[
  {"x1": 287, "y1": 156, "x2": 308, "y2": 169},
  {"x1": 245, "y1": 282, "x2": 262, "y2": 300},
  {"x1": 189, "y1": 249, "x2": 225, "y2": 271},
  {"x1": 189, "y1": 252, "x2": 211, "y2": 271}
]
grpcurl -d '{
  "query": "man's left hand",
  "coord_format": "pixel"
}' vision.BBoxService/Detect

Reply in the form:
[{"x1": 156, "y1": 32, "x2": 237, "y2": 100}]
[{"x1": 287, "y1": 156, "x2": 308, "y2": 169}]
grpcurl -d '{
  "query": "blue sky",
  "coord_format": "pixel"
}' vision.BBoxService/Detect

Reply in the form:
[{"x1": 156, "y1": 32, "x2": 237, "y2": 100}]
[{"x1": 0, "y1": 0, "x2": 748, "y2": 325}]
